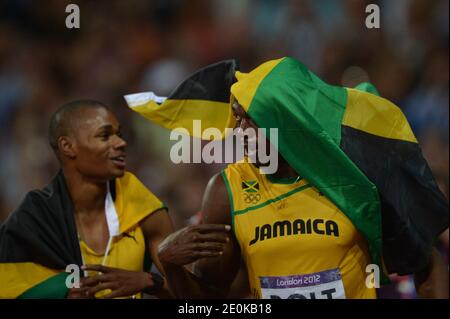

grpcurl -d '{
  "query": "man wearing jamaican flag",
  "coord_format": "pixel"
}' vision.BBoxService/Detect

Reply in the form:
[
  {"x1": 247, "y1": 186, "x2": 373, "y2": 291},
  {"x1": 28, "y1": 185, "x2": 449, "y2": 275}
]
[
  {"x1": 0, "y1": 100, "x2": 183, "y2": 298},
  {"x1": 128, "y1": 57, "x2": 449, "y2": 298}
]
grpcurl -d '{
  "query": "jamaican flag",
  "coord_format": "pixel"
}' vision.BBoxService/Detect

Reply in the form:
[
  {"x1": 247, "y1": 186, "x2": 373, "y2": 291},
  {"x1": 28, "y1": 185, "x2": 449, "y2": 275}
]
[
  {"x1": 126, "y1": 57, "x2": 448, "y2": 282},
  {"x1": 231, "y1": 57, "x2": 450, "y2": 282},
  {"x1": 124, "y1": 59, "x2": 238, "y2": 139},
  {"x1": 0, "y1": 171, "x2": 163, "y2": 298}
]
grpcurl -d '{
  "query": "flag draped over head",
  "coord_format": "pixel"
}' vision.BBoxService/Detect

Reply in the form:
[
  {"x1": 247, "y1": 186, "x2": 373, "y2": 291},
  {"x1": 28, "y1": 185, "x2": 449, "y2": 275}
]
[
  {"x1": 125, "y1": 59, "x2": 238, "y2": 139},
  {"x1": 125, "y1": 57, "x2": 449, "y2": 282},
  {"x1": 231, "y1": 57, "x2": 448, "y2": 279},
  {"x1": 0, "y1": 171, "x2": 164, "y2": 298}
]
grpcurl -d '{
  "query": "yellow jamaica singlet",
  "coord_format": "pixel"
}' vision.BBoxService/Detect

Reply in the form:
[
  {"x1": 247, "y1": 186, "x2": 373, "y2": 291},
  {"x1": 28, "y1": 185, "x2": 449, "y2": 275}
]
[
  {"x1": 80, "y1": 171, "x2": 165, "y2": 299},
  {"x1": 79, "y1": 226, "x2": 147, "y2": 298},
  {"x1": 221, "y1": 160, "x2": 376, "y2": 299}
]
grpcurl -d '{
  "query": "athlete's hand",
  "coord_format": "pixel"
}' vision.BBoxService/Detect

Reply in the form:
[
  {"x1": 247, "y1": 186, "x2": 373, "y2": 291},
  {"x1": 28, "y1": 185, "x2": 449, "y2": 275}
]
[
  {"x1": 66, "y1": 274, "x2": 105, "y2": 299},
  {"x1": 79, "y1": 264, "x2": 160, "y2": 299},
  {"x1": 67, "y1": 286, "x2": 94, "y2": 299},
  {"x1": 158, "y1": 224, "x2": 231, "y2": 266}
]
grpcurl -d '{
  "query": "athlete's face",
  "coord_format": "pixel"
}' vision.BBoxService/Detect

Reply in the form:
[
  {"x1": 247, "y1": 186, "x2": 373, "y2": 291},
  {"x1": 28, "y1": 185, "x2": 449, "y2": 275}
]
[
  {"x1": 71, "y1": 107, "x2": 127, "y2": 181},
  {"x1": 232, "y1": 100, "x2": 259, "y2": 158}
]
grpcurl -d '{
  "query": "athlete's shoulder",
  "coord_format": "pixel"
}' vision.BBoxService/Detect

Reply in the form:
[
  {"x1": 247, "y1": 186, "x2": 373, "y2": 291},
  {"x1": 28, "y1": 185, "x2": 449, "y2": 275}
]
[
  {"x1": 116, "y1": 171, "x2": 159, "y2": 199},
  {"x1": 114, "y1": 171, "x2": 166, "y2": 232}
]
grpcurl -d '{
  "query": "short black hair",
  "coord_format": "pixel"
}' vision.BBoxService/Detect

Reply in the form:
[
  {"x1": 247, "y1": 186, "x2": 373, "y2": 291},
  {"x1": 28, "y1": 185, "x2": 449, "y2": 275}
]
[{"x1": 48, "y1": 99, "x2": 108, "y2": 155}]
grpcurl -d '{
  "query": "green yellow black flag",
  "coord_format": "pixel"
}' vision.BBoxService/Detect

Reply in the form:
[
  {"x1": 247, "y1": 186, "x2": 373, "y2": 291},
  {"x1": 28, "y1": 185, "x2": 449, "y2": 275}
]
[
  {"x1": 125, "y1": 59, "x2": 238, "y2": 139},
  {"x1": 0, "y1": 171, "x2": 82, "y2": 298},
  {"x1": 127, "y1": 57, "x2": 449, "y2": 282}
]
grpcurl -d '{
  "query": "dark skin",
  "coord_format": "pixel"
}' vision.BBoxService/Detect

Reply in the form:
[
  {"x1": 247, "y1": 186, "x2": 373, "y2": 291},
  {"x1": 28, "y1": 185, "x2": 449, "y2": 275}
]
[
  {"x1": 58, "y1": 106, "x2": 175, "y2": 299},
  {"x1": 159, "y1": 101, "x2": 449, "y2": 299}
]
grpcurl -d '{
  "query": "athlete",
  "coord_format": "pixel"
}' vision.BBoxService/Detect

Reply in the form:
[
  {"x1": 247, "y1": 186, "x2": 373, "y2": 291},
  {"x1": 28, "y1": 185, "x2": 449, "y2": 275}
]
[
  {"x1": 0, "y1": 100, "x2": 229, "y2": 299},
  {"x1": 158, "y1": 100, "x2": 449, "y2": 299}
]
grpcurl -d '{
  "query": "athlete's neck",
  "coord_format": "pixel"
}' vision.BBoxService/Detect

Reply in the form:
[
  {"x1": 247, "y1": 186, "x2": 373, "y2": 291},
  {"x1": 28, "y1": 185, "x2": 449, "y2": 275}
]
[{"x1": 62, "y1": 169, "x2": 107, "y2": 214}]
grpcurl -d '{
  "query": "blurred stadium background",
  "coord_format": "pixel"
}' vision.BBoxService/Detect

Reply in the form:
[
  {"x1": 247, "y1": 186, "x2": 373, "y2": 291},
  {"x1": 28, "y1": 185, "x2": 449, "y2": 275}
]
[{"x1": 0, "y1": 0, "x2": 448, "y2": 298}]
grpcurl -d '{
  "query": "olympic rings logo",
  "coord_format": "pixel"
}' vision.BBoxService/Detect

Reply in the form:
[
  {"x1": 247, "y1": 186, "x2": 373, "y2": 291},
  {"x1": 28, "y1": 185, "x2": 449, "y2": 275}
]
[{"x1": 244, "y1": 193, "x2": 261, "y2": 204}]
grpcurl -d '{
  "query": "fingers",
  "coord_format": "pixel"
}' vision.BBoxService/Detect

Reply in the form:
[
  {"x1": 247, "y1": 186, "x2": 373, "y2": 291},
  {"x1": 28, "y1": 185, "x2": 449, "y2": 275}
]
[
  {"x1": 187, "y1": 225, "x2": 232, "y2": 257},
  {"x1": 195, "y1": 232, "x2": 230, "y2": 243},
  {"x1": 194, "y1": 251, "x2": 223, "y2": 258},
  {"x1": 189, "y1": 224, "x2": 231, "y2": 244},
  {"x1": 80, "y1": 276, "x2": 99, "y2": 288},
  {"x1": 67, "y1": 287, "x2": 92, "y2": 299},
  {"x1": 80, "y1": 274, "x2": 112, "y2": 288},
  {"x1": 81, "y1": 264, "x2": 112, "y2": 273},
  {"x1": 190, "y1": 242, "x2": 226, "y2": 259},
  {"x1": 158, "y1": 224, "x2": 232, "y2": 266},
  {"x1": 194, "y1": 224, "x2": 231, "y2": 234},
  {"x1": 194, "y1": 242, "x2": 225, "y2": 251}
]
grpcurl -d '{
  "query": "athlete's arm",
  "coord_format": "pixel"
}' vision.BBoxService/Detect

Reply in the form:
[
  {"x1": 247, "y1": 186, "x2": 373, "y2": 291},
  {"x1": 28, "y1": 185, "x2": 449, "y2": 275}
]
[
  {"x1": 414, "y1": 244, "x2": 449, "y2": 299},
  {"x1": 157, "y1": 173, "x2": 242, "y2": 298},
  {"x1": 192, "y1": 173, "x2": 243, "y2": 297}
]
